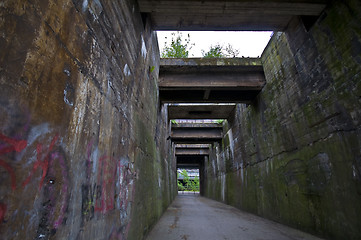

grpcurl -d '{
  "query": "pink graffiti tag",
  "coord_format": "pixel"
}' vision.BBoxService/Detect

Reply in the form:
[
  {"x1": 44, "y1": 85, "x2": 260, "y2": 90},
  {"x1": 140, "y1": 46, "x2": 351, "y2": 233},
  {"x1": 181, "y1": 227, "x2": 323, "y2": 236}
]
[{"x1": 22, "y1": 134, "x2": 59, "y2": 189}]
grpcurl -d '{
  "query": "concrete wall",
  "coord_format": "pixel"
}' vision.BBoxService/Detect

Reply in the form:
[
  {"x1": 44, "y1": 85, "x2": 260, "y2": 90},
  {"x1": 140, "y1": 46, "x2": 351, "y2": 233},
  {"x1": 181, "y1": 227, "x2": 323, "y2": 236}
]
[
  {"x1": 0, "y1": 1, "x2": 176, "y2": 239},
  {"x1": 204, "y1": 0, "x2": 361, "y2": 239}
]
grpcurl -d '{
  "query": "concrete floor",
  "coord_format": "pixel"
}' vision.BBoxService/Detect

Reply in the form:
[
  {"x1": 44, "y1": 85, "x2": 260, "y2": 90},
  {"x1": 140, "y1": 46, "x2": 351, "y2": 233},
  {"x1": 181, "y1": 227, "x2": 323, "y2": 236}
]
[{"x1": 145, "y1": 193, "x2": 323, "y2": 240}]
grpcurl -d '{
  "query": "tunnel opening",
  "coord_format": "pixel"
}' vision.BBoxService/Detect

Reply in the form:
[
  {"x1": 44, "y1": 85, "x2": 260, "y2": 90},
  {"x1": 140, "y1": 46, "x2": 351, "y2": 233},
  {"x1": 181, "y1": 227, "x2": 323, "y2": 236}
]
[
  {"x1": 177, "y1": 167, "x2": 200, "y2": 193},
  {"x1": 157, "y1": 31, "x2": 273, "y2": 58},
  {"x1": 176, "y1": 155, "x2": 204, "y2": 195},
  {"x1": 4, "y1": 1, "x2": 361, "y2": 239}
]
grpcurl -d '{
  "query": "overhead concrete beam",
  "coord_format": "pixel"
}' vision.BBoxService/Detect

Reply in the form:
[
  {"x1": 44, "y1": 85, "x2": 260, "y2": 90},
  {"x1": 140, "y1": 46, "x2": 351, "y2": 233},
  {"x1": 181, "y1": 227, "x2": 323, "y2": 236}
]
[
  {"x1": 175, "y1": 144, "x2": 210, "y2": 156},
  {"x1": 159, "y1": 58, "x2": 265, "y2": 103},
  {"x1": 168, "y1": 104, "x2": 236, "y2": 120},
  {"x1": 175, "y1": 148, "x2": 210, "y2": 156},
  {"x1": 175, "y1": 144, "x2": 211, "y2": 149},
  {"x1": 177, "y1": 155, "x2": 204, "y2": 169},
  {"x1": 139, "y1": 0, "x2": 327, "y2": 30},
  {"x1": 170, "y1": 123, "x2": 223, "y2": 143}
]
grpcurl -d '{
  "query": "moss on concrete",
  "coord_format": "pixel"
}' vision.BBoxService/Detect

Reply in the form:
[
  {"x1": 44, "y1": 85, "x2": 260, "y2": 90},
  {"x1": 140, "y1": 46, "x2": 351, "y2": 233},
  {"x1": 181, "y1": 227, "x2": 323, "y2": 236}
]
[{"x1": 203, "y1": 1, "x2": 361, "y2": 239}]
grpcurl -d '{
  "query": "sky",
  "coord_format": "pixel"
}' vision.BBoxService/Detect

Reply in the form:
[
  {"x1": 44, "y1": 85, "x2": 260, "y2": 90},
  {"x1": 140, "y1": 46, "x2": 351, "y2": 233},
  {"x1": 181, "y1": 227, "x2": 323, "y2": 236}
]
[{"x1": 157, "y1": 31, "x2": 273, "y2": 58}]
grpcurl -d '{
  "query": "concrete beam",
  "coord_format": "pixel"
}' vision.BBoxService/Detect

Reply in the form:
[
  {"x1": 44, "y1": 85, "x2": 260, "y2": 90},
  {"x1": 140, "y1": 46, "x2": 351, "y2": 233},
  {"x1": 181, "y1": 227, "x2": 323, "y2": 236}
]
[
  {"x1": 177, "y1": 155, "x2": 204, "y2": 169},
  {"x1": 175, "y1": 144, "x2": 210, "y2": 149},
  {"x1": 171, "y1": 123, "x2": 223, "y2": 143},
  {"x1": 168, "y1": 104, "x2": 235, "y2": 120},
  {"x1": 159, "y1": 58, "x2": 265, "y2": 103},
  {"x1": 175, "y1": 148, "x2": 210, "y2": 156},
  {"x1": 175, "y1": 144, "x2": 210, "y2": 156},
  {"x1": 139, "y1": 0, "x2": 327, "y2": 30}
]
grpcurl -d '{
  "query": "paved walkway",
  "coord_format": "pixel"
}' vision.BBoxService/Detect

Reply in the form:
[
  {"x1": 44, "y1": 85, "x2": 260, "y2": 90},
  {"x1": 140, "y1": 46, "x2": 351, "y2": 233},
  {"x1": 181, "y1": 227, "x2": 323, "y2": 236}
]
[{"x1": 146, "y1": 193, "x2": 323, "y2": 240}]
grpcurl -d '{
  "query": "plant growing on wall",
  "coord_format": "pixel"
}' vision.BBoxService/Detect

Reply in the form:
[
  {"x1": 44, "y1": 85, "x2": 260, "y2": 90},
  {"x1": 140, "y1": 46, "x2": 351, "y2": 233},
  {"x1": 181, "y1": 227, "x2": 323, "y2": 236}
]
[
  {"x1": 161, "y1": 32, "x2": 194, "y2": 58},
  {"x1": 202, "y1": 43, "x2": 240, "y2": 58},
  {"x1": 202, "y1": 44, "x2": 224, "y2": 58},
  {"x1": 215, "y1": 119, "x2": 225, "y2": 124}
]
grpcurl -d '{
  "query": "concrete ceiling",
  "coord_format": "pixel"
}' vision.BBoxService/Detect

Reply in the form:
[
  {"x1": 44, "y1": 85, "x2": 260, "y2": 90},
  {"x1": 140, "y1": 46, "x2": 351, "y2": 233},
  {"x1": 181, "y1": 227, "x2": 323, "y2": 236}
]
[{"x1": 138, "y1": 0, "x2": 327, "y2": 30}]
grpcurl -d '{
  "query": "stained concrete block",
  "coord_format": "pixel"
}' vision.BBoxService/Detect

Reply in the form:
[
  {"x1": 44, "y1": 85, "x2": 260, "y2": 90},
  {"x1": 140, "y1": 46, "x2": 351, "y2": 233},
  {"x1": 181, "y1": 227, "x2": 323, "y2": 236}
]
[
  {"x1": 0, "y1": 1, "x2": 176, "y2": 239},
  {"x1": 204, "y1": 1, "x2": 361, "y2": 239}
]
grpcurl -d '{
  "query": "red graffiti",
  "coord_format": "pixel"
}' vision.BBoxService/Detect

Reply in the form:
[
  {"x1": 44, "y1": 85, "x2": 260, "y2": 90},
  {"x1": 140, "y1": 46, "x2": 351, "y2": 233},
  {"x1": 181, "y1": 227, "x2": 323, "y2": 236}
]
[
  {"x1": 0, "y1": 203, "x2": 7, "y2": 223},
  {"x1": 0, "y1": 133, "x2": 27, "y2": 154},
  {"x1": 95, "y1": 156, "x2": 117, "y2": 213},
  {"x1": 83, "y1": 139, "x2": 136, "y2": 239},
  {"x1": 22, "y1": 134, "x2": 59, "y2": 189},
  {"x1": 0, "y1": 160, "x2": 16, "y2": 190},
  {"x1": 0, "y1": 133, "x2": 28, "y2": 190}
]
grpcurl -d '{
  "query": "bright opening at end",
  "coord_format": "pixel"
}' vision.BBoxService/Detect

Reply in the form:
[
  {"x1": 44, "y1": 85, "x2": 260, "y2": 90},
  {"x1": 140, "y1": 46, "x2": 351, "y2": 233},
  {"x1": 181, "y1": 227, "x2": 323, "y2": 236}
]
[
  {"x1": 177, "y1": 168, "x2": 200, "y2": 193},
  {"x1": 157, "y1": 31, "x2": 273, "y2": 58}
]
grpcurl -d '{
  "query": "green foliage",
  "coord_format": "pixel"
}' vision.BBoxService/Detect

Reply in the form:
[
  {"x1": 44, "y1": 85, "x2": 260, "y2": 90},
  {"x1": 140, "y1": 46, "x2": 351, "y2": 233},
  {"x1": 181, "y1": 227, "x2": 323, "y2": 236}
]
[
  {"x1": 215, "y1": 119, "x2": 225, "y2": 124},
  {"x1": 177, "y1": 180, "x2": 185, "y2": 191},
  {"x1": 202, "y1": 43, "x2": 240, "y2": 58},
  {"x1": 192, "y1": 176, "x2": 200, "y2": 192},
  {"x1": 177, "y1": 172, "x2": 185, "y2": 191},
  {"x1": 202, "y1": 44, "x2": 224, "y2": 58},
  {"x1": 149, "y1": 66, "x2": 155, "y2": 73},
  {"x1": 181, "y1": 170, "x2": 191, "y2": 190},
  {"x1": 161, "y1": 32, "x2": 194, "y2": 58},
  {"x1": 161, "y1": 32, "x2": 240, "y2": 59},
  {"x1": 178, "y1": 169, "x2": 199, "y2": 193}
]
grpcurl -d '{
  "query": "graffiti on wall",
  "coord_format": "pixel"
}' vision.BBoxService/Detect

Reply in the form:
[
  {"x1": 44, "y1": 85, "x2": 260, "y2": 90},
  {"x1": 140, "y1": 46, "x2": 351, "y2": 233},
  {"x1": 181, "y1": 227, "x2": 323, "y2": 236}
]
[
  {"x1": 1, "y1": 100, "x2": 137, "y2": 239},
  {"x1": 81, "y1": 139, "x2": 137, "y2": 239},
  {"x1": 0, "y1": 100, "x2": 70, "y2": 238}
]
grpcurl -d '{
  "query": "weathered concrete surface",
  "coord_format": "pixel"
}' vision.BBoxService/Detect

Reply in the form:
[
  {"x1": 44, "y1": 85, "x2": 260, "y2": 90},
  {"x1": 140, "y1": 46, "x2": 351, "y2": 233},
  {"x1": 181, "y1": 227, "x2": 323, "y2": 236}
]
[
  {"x1": 175, "y1": 148, "x2": 209, "y2": 156},
  {"x1": 168, "y1": 104, "x2": 236, "y2": 120},
  {"x1": 146, "y1": 194, "x2": 323, "y2": 240},
  {"x1": 0, "y1": 1, "x2": 176, "y2": 239},
  {"x1": 159, "y1": 58, "x2": 265, "y2": 103},
  {"x1": 203, "y1": 0, "x2": 361, "y2": 239},
  {"x1": 171, "y1": 123, "x2": 223, "y2": 144},
  {"x1": 139, "y1": 0, "x2": 327, "y2": 30},
  {"x1": 175, "y1": 144, "x2": 210, "y2": 156}
]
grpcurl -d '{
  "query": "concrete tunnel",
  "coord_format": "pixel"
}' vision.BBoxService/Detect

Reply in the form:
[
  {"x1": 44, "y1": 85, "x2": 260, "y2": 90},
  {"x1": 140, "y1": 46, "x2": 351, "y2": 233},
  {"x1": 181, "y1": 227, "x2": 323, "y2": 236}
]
[{"x1": 0, "y1": 0, "x2": 361, "y2": 240}]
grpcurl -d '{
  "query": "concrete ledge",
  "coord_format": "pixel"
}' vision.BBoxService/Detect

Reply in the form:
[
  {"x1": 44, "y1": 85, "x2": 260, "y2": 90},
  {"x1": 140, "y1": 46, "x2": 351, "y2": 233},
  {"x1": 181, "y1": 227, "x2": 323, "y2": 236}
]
[{"x1": 159, "y1": 58, "x2": 265, "y2": 103}]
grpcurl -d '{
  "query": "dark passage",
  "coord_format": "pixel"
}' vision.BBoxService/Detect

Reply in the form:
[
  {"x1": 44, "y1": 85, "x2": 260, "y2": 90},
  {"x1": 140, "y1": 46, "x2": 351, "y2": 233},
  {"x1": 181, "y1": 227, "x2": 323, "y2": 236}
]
[{"x1": 1, "y1": 1, "x2": 360, "y2": 240}]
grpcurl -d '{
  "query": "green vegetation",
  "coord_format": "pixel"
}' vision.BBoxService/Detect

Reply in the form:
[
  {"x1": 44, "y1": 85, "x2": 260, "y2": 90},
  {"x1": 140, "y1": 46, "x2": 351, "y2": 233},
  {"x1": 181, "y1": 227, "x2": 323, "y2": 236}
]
[
  {"x1": 161, "y1": 32, "x2": 194, "y2": 58},
  {"x1": 202, "y1": 44, "x2": 224, "y2": 58},
  {"x1": 215, "y1": 119, "x2": 225, "y2": 124},
  {"x1": 161, "y1": 32, "x2": 239, "y2": 58},
  {"x1": 177, "y1": 169, "x2": 199, "y2": 193},
  {"x1": 177, "y1": 174, "x2": 185, "y2": 191},
  {"x1": 149, "y1": 66, "x2": 155, "y2": 73},
  {"x1": 202, "y1": 43, "x2": 240, "y2": 58}
]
